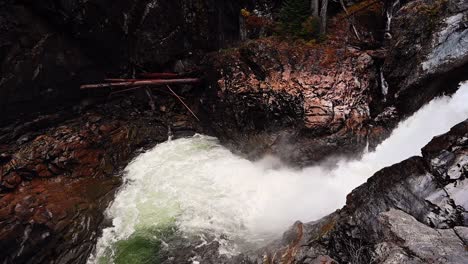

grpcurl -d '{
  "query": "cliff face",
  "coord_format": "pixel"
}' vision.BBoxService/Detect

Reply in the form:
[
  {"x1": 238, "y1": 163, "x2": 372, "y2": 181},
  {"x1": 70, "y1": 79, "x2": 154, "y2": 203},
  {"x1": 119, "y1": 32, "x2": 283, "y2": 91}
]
[
  {"x1": 0, "y1": 0, "x2": 271, "y2": 122},
  {"x1": 201, "y1": 0, "x2": 468, "y2": 165},
  {"x1": 383, "y1": 0, "x2": 468, "y2": 113},
  {"x1": 0, "y1": 2, "x2": 102, "y2": 120},
  {"x1": 23, "y1": 0, "x2": 247, "y2": 67},
  {"x1": 202, "y1": 37, "x2": 384, "y2": 165}
]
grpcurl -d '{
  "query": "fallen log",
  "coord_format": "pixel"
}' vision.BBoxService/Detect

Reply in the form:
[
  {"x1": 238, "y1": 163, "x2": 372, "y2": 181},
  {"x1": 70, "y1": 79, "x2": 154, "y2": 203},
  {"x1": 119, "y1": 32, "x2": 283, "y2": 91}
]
[
  {"x1": 139, "y1": 73, "x2": 180, "y2": 79},
  {"x1": 80, "y1": 78, "x2": 201, "y2": 90}
]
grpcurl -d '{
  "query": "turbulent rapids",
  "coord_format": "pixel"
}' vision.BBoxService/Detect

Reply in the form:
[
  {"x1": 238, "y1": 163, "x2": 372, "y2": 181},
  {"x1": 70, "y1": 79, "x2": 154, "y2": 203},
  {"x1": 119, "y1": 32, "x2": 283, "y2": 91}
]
[{"x1": 89, "y1": 83, "x2": 468, "y2": 263}]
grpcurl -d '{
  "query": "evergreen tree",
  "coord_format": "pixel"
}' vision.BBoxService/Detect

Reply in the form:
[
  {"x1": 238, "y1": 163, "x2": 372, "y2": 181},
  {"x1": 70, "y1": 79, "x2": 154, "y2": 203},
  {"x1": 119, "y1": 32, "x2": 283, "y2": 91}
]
[{"x1": 279, "y1": 0, "x2": 311, "y2": 36}]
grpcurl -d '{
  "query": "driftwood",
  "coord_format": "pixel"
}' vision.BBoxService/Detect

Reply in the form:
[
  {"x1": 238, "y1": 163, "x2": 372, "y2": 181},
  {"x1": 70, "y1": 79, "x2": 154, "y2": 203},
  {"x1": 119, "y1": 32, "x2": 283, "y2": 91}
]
[{"x1": 80, "y1": 78, "x2": 200, "y2": 90}]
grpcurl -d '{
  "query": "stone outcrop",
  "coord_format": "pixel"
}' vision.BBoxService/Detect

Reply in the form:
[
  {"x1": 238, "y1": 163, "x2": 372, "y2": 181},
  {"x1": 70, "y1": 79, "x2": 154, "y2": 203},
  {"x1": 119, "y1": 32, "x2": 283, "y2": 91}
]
[
  {"x1": 201, "y1": 0, "x2": 468, "y2": 166},
  {"x1": 248, "y1": 118, "x2": 468, "y2": 264},
  {"x1": 202, "y1": 36, "x2": 391, "y2": 165},
  {"x1": 24, "y1": 0, "x2": 249, "y2": 69},
  {"x1": 1, "y1": 0, "x2": 268, "y2": 121},
  {"x1": 383, "y1": 0, "x2": 468, "y2": 113},
  {"x1": 0, "y1": 1, "x2": 102, "y2": 120}
]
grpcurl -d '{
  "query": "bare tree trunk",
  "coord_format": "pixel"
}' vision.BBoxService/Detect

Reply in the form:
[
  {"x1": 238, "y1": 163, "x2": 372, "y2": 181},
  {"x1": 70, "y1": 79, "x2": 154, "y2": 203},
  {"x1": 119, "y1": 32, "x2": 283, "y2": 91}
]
[
  {"x1": 339, "y1": 0, "x2": 361, "y2": 41},
  {"x1": 320, "y1": 0, "x2": 328, "y2": 34},
  {"x1": 166, "y1": 85, "x2": 200, "y2": 121},
  {"x1": 311, "y1": 0, "x2": 319, "y2": 17}
]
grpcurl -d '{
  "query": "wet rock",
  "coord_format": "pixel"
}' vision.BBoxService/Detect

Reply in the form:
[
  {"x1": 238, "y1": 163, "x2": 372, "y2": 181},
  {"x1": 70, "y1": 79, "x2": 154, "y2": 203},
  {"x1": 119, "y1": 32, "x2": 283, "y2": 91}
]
[
  {"x1": 2, "y1": 172, "x2": 22, "y2": 189},
  {"x1": 203, "y1": 36, "x2": 383, "y2": 165},
  {"x1": 454, "y1": 226, "x2": 468, "y2": 245},
  {"x1": 383, "y1": 0, "x2": 468, "y2": 113},
  {"x1": 0, "y1": 2, "x2": 102, "y2": 121},
  {"x1": 376, "y1": 209, "x2": 467, "y2": 264},
  {"x1": 0, "y1": 153, "x2": 11, "y2": 164},
  {"x1": 1, "y1": 0, "x2": 263, "y2": 121},
  {"x1": 22, "y1": 0, "x2": 257, "y2": 71}
]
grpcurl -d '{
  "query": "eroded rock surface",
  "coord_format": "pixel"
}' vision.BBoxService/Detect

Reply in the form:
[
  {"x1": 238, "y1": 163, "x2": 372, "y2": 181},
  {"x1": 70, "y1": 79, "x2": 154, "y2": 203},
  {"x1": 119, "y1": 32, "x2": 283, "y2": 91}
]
[
  {"x1": 202, "y1": 0, "x2": 468, "y2": 166},
  {"x1": 383, "y1": 0, "x2": 468, "y2": 113},
  {"x1": 375, "y1": 209, "x2": 467, "y2": 264},
  {"x1": 202, "y1": 36, "x2": 392, "y2": 165},
  {"x1": 0, "y1": 2, "x2": 102, "y2": 119},
  {"x1": 1, "y1": 0, "x2": 267, "y2": 121}
]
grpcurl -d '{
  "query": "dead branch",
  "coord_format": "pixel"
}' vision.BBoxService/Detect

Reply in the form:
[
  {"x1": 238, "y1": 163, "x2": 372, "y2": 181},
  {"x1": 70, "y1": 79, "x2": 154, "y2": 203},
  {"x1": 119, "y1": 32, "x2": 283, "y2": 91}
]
[
  {"x1": 109, "y1": 86, "x2": 143, "y2": 95},
  {"x1": 340, "y1": 0, "x2": 362, "y2": 41},
  {"x1": 109, "y1": 86, "x2": 187, "y2": 98},
  {"x1": 166, "y1": 85, "x2": 200, "y2": 122}
]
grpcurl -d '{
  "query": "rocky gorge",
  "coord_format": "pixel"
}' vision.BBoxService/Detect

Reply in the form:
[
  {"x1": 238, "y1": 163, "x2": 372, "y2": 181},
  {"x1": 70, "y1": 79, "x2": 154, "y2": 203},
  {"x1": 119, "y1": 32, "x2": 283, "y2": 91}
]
[{"x1": 0, "y1": 0, "x2": 468, "y2": 263}]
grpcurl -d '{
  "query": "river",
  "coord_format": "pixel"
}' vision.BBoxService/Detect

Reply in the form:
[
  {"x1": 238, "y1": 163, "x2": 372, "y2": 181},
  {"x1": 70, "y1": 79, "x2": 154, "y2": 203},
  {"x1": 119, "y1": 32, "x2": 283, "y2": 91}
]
[{"x1": 89, "y1": 82, "x2": 468, "y2": 264}]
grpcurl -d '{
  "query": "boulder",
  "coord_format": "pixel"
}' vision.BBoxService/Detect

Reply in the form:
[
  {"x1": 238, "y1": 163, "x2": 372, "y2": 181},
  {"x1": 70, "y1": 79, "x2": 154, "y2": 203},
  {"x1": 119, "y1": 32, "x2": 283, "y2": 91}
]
[
  {"x1": 202, "y1": 37, "x2": 387, "y2": 165},
  {"x1": 382, "y1": 0, "x2": 468, "y2": 113}
]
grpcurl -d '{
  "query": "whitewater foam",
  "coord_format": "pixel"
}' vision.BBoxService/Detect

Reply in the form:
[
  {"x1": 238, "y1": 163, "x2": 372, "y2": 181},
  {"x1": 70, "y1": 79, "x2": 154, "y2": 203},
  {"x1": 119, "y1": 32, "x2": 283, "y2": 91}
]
[{"x1": 89, "y1": 82, "x2": 468, "y2": 263}]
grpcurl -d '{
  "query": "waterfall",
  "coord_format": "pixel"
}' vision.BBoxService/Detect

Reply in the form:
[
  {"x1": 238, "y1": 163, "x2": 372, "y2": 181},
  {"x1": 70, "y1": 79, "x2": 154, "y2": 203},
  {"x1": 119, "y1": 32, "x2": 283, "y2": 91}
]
[
  {"x1": 89, "y1": 82, "x2": 468, "y2": 264},
  {"x1": 385, "y1": 0, "x2": 400, "y2": 39},
  {"x1": 380, "y1": 68, "x2": 389, "y2": 100}
]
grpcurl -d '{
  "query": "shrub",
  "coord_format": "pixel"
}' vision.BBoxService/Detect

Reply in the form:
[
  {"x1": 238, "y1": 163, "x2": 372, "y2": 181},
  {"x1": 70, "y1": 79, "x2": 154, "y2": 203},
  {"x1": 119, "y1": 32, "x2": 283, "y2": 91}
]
[{"x1": 300, "y1": 16, "x2": 321, "y2": 39}]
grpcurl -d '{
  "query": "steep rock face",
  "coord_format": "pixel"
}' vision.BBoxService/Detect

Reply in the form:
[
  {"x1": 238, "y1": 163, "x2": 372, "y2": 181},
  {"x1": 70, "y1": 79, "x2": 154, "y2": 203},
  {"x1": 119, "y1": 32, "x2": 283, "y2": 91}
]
[
  {"x1": 202, "y1": 0, "x2": 468, "y2": 165},
  {"x1": 202, "y1": 36, "x2": 392, "y2": 165},
  {"x1": 1, "y1": 0, "x2": 262, "y2": 121},
  {"x1": 250, "y1": 119, "x2": 468, "y2": 263},
  {"x1": 0, "y1": 2, "x2": 102, "y2": 121},
  {"x1": 23, "y1": 0, "x2": 250, "y2": 69},
  {"x1": 383, "y1": 0, "x2": 468, "y2": 113}
]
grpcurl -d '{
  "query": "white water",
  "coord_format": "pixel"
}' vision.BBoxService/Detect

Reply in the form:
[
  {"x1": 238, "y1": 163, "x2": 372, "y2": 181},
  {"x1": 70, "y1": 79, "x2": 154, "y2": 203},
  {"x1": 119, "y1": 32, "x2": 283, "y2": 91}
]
[
  {"x1": 380, "y1": 68, "x2": 389, "y2": 100},
  {"x1": 90, "y1": 83, "x2": 468, "y2": 263}
]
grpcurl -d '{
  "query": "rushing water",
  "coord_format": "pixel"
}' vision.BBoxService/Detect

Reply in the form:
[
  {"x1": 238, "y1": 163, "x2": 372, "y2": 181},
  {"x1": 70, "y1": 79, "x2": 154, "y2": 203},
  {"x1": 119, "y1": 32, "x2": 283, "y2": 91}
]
[{"x1": 89, "y1": 83, "x2": 468, "y2": 264}]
